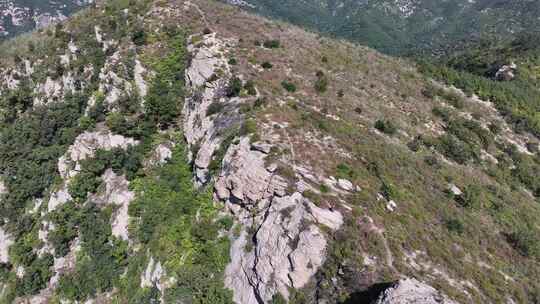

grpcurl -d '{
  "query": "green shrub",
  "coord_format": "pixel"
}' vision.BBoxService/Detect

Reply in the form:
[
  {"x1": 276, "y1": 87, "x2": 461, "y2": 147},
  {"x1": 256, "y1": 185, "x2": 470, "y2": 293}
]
[
  {"x1": 272, "y1": 293, "x2": 287, "y2": 304},
  {"x1": 436, "y1": 134, "x2": 476, "y2": 164},
  {"x1": 218, "y1": 216, "x2": 234, "y2": 231},
  {"x1": 207, "y1": 102, "x2": 225, "y2": 116},
  {"x1": 144, "y1": 32, "x2": 186, "y2": 128},
  {"x1": 263, "y1": 39, "x2": 280, "y2": 48},
  {"x1": 457, "y1": 184, "x2": 483, "y2": 209},
  {"x1": 507, "y1": 227, "x2": 540, "y2": 258},
  {"x1": 432, "y1": 106, "x2": 451, "y2": 122},
  {"x1": 314, "y1": 71, "x2": 328, "y2": 93},
  {"x1": 374, "y1": 119, "x2": 397, "y2": 135},
  {"x1": 226, "y1": 77, "x2": 243, "y2": 97},
  {"x1": 407, "y1": 137, "x2": 422, "y2": 152},
  {"x1": 129, "y1": 143, "x2": 233, "y2": 303},
  {"x1": 421, "y1": 84, "x2": 437, "y2": 99},
  {"x1": 336, "y1": 163, "x2": 357, "y2": 179},
  {"x1": 319, "y1": 184, "x2": 330, "y2": 193},
  {"x1": 244, "y1": 80, "x2": 257, "y2": 96},
  {"x1": 261, "y1": 61, "x2": 273, "y2": 69},
  {"x1": 131, "y1": 28, "x2": 147, "y2": 46},
  {"x1": 445, "y1": 218, "x2": 464, "y2": 234},
  {"x1": 241, "y1": 119, "x2": 257, "y2": 135},
  {"x1": 442, "y1": 90, "x2": 465, "y2": 109},
  {"x1": 68, "y1": 172, "x2": 102, "y2": 202},
  {"x1": 381, "y1": 181, "x2": 400, "y2": 200},
  {"x1": 281, "y1": 80, "x2": 297, "y2": 93}
]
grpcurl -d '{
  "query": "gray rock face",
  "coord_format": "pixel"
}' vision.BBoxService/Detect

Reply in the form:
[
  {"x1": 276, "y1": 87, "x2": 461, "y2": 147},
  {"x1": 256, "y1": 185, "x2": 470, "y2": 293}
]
[
  {"x1": 375, "y1": 278, "x2": 459, "y2": 304},
  {"x1": 58, "y1": 130, "x2": 138, "y2": 181},
  {"x1": 220, "y1": 139, "x2": 343, "y2": 304},
  {"x1": 183, "y1": 32, "x2": 240, "y2": 184},
  {"x1": 0, "y1": 227, "x2": 13, "y2": 264},
  {"x1": 182, "y1": 32, "x2": 343, "y2": 303},
  {"x1": 90, "y1": 169, "x2": 135, "y2": 241}
]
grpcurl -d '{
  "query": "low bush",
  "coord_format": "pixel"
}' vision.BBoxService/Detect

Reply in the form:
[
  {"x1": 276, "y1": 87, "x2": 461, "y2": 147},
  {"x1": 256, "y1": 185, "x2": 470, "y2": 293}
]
[
  {"x1": 314, "y1": 71, "x2": 328, "y2": 93},
  {"x1": 263, "y1": 39, "x2": 280, "y2": 48},
  {"x1": 226, "y1": 77, "x2": 243, "y2": 97},
  {"x1": 374, "y1": 119, "x2": 397, "y2": 135},
  {"x1": 281, "y1": 80, "x2": 297, "y2": 93},
  {"x1": 207, "y1": 102, "x2": 225, "y2": 116}
]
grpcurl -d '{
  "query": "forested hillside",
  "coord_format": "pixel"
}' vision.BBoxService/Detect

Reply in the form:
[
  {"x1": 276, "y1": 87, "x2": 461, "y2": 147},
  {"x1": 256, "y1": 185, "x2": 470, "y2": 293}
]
[{"x1": 227, "y1": 0, "x2": 540, "y2": 55}]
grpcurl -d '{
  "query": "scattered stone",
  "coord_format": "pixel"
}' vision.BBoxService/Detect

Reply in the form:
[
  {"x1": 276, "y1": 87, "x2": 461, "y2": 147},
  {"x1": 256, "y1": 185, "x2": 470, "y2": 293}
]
[
  {"x1": 495, "y1": 62, "x2": 517, "y2": 81},
  {"x1": 337, "y1": 178, "x2": 354, "y2": 191},
  {"x1": 386, "y1": 200, "x2": 397, "y2": 212},
  {"x1": 448, "y1": 184, "x2": 462, "y2": 196},
  {"x1": 267, "y1": 163, "x2": 278, "y2": 173}
]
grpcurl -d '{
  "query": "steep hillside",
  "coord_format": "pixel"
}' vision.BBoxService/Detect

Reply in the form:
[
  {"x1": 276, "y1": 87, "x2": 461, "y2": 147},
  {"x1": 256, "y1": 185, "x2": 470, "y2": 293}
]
[
  {"x1": 225, "y1": 0, "x2": 540, "y2": 55},
  {"x1": 0, "y1": 0, "x2": 539, "y2": 304},
  {"x1": 0, "y1": 0, "x2": 92, "y2": 39}
]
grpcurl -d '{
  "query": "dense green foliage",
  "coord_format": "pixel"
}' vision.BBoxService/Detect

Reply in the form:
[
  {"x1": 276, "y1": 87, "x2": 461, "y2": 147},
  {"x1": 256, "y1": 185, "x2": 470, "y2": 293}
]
[
  {"x1": 57, "y1": 204, "x2": 128, "y2": 301},
  {"x1": 239, "y1": 0, "x2": 540, "y2": 55},
  {"x1": 128, "y1": 143, "x2": 233, "y2": 303},
  {"x1": 144, "y1": 32, "x2": 186, "y2": 128}
]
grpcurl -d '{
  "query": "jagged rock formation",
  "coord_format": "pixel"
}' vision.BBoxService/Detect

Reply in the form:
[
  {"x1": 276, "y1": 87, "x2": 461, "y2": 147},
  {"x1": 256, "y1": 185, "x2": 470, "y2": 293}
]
[
  {"x1": 0, "y1": 1, "x2": 539, "y2": 303},
  {"x1": 91, "y1": 169, "x2": 134, "y2": 241},
  {"x1": 183, "y1": 32, "x2": 240, "y2": 184},
  {"x1": 220, "y1": 139, "x2": 343, "y2": 303},
  {"x1": 183, "y1": 30, "x2": 344, "y2": 303}
]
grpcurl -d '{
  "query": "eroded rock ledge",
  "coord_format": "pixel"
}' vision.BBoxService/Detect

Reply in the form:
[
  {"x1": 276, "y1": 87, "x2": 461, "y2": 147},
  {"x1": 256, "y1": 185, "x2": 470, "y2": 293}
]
[{"x1": 183, "y1": 31, "x2": 343, "y2": 303}]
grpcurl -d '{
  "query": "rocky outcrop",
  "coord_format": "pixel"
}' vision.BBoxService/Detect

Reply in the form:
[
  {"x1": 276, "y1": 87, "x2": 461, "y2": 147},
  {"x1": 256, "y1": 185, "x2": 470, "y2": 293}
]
[
  {"x1": 183, "y1": 32, "x2": 343, "y2": 303},
  {"x1": 90, "y1": 169, "x2": 135, "y2": 241},
  {"x1": 183, "y1": 32, "x2": 242, "y2": 184},
  {"x1": 0, "y1": 227, "x2": 13, "y2": 264},
  {"x1": 495, "y1": 62, "x2": 517, "y2": 81},
  {"x1": 221, "y1": 138, "x2": 343, "y2": 304},
  {"x1": 375, "y1": 278, "x2": 458, "y2": 304},
  {"x1": 57, "y1": 129, "x2": 138, "y2": 180},
  {"x1": 134, "y1": 59, "x2": 148, "y2": 98},
  {"x1": 141, "y1": 256, "x2": 165, "y2": 289}
]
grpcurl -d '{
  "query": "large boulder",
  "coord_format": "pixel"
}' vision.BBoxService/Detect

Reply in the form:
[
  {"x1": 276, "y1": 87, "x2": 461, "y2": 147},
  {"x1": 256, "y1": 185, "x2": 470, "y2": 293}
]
[{"x1": 375, "y1": 278, "x2": 458, "y2": 304}]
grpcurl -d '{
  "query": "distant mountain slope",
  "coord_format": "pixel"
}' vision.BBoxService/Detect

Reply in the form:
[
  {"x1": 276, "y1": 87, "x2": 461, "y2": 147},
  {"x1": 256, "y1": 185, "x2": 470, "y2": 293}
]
[
  {"x1": 226, "y1": 0, "x2": 540, "y2": 55},
  {"x1": 0, "y1": 0, "x2": 93, "y2": 39}
]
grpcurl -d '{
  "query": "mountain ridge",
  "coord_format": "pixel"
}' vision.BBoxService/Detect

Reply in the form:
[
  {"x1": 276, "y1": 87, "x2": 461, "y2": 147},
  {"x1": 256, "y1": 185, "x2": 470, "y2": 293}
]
[{"x1": 0, "y1": 0, "x2": 539, "y2": 303}]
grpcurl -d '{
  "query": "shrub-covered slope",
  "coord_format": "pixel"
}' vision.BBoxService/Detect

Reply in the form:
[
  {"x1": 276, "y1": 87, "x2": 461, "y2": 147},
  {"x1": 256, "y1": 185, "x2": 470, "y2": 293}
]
[{"x1": 0, "y1": 0, "x2": 539, "y2": 304}]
